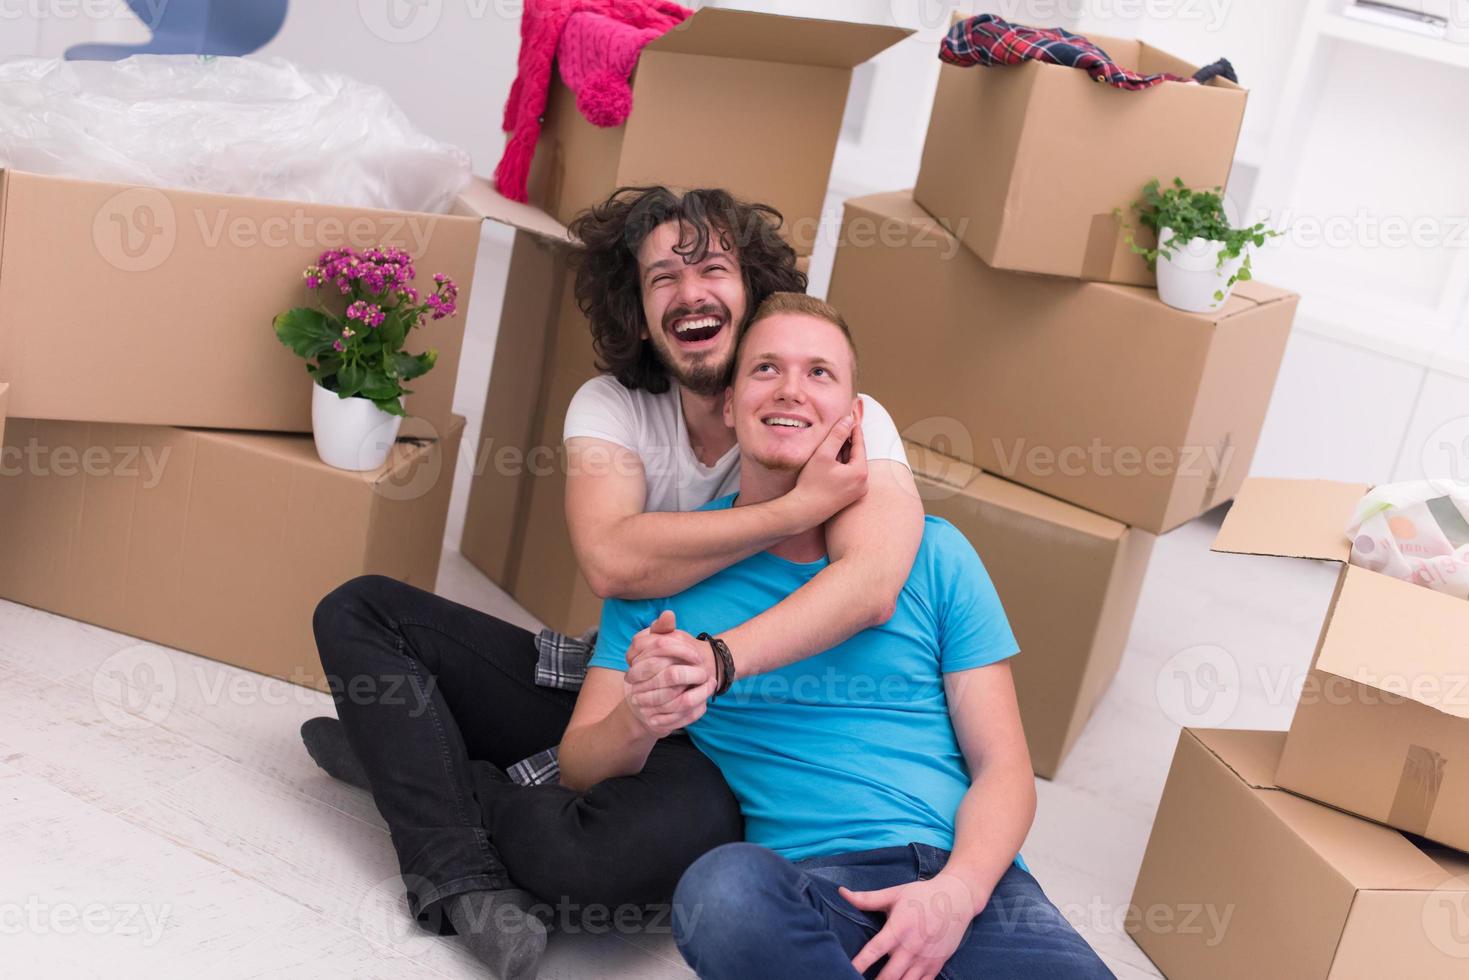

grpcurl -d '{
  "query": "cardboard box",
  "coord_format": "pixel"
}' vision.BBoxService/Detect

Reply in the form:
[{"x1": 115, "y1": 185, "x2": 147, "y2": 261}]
[
  {"x1": 826, "y1": 191, "x2": 1297, "y2": 534},
  {"x1": 0, "y1": 415, "x2": 464, "y2": 691},
  {"x1": 525, "y1": 7, "x2": 909, "y2": 256},
  {"x1": 915, "y1": 28, "x2": 1246, "y2": 284},
  {"x1": 458, "y1": 181, "x2": 574, "y2": 589},
  {"x1": 1213, "y1": 477, "x2": 1469, "y2": 853},
  {"x1": 1129, "y1": 728, "x2": 1469, "y2": 979},
  {"x1": 0, "y1": 168, "x2": 485, "y2": 437},
  {"x1": 911, "y1": 443, "x2": 1153, "y2": 777}
]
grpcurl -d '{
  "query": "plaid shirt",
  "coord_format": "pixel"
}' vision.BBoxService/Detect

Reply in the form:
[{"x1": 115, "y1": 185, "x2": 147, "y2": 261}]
[
  {"x1": 940, "y1": 14, "x2": 1190, "y2": 91},
  {"x1": 504, "y1": 628, "x2": 597, "y2": 787}
]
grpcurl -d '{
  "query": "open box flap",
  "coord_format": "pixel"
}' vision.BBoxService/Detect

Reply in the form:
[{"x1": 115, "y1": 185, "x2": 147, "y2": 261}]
[
  {"x1": 1223, "y1": 279, "x2": 1296, "y2": 310},
  {"x1": 1187, "y1": 726, "x2": 1284, "y2": 789},
  {"x1": 1316, "y1": 565, "x2": 1469, "y2": 719},
  {"x1": 454, "y1": 176, "x2": 571, "y2": 243},
  {"x1": 1212, "y1": 478, "x2": 1368, "y2": 561},
  {"x1": 645, "y1": 7, "x2": 911, "y2": 69},
  {"x1": 846, "y1": 189, "x2": 935, "y2": 224},
  {"x1": 1187, "y1": 729, "x2": 1457, "y2": 890}
]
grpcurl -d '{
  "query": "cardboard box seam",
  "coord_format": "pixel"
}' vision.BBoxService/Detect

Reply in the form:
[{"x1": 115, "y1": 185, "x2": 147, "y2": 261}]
[
  {"x1": 69, "y1": 421, "x2": 96, "y2": 612},
  {"x1": 911, "y1": 440, "x2": 1130, "y2": 541},
  {"x1": 7, "y1": 166, "x2": 489, "y2": 229},
  {"x1": 173, "y1": 430, "x2": 202, "y2": 624},
  {"x1": 503, "y1": 260, "x2": 573, "y2": 591},
  {"x1": 1188, "y1": 729, "x2": 1449, "y2": 895},
  {"x1": 0, "y1": 169, "x2": 10, "y2": 310},
  {"x1": 1322, "y1": 890, "x2": 1361, "y2": 974},
  {"x1": 121, "y1": 431, "x2": 143, "y2": 616},
  {"x1": 1185, "y1": 727, "x2": 1276, "y2": 791},
  {"x1": 1189, "y1": 730, "x2": 1374, "y2": 898}
]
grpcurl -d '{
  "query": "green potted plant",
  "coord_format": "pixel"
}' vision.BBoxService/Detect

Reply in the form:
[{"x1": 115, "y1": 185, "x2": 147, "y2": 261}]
[
  {"x1": 273, "y1": 246, "x2": 459, "y2": 471},
  {"x1": 1119, "y1": 178, "x2": 1278, "y2": 313}
]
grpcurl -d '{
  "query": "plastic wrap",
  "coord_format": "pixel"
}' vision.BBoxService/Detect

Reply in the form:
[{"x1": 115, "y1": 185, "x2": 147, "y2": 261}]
[
  {"x1": 0, "y1": 55, "x2": 471, "y2": 214},
  {"x1": 1347, "y1": 480, "x2": 1469, "y2": 600}
]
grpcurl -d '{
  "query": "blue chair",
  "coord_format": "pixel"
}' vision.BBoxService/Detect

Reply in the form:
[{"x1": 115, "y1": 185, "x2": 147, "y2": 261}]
[{"x1": 65, "y1": 0, "x2": 289, "y2": 61}]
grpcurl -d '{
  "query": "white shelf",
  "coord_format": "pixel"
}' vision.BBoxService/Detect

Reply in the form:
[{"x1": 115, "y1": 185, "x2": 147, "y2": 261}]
[
  {"x1": 1321, "y1": 12, "x2": 1469, "y2": 69},
  {"x1": 1282, "y1": 269, "x2": 1469, "y2": 375},
  {"x1": 1340, "y1": 3, "x2": 1443, "y2": 38}
]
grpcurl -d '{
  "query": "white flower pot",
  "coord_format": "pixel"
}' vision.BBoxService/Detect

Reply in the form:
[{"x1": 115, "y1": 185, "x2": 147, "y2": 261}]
[
  {"x1": 311, "y1": 381, "x2": 403, "y2": 471},
  {"x1": 1155, "y1": 227, "x2": 1246, "y2": 314}
]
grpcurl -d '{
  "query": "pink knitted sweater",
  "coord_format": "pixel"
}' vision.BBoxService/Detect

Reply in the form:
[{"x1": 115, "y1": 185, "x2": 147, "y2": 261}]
[{"x1": 494, "y1": 0, "x2": 691, "y2": 203}]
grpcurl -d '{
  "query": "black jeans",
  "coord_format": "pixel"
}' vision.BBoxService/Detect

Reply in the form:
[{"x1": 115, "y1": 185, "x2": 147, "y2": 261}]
[{"x1": 312, "y1": 574, "x2": 743, "y2": 926}]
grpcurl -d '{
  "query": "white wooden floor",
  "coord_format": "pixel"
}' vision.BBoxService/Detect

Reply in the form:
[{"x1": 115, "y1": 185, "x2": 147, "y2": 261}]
[{"x1": 0, "y1": 498, "x2": 1339, "y2": 979}]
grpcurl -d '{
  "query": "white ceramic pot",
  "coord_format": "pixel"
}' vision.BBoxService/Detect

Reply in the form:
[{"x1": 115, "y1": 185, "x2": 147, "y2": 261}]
[
  {"x1": 1155, "y1": 227, "x2": 1246, "y2": 314},
  {"x1": 311, "y1": 381, "x2": 403, "y2": 471}
]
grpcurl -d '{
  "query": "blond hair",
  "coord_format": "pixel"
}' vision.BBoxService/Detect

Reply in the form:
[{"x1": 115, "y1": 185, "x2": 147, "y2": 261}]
[{"x1": 736, "y1": 291, "x2": 859, "y2": 385}]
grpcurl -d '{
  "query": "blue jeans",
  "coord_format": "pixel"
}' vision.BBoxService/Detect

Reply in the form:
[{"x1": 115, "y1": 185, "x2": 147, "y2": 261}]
[{"x1": 672, "y1": 842, "x2": 1114, "y2": 979}]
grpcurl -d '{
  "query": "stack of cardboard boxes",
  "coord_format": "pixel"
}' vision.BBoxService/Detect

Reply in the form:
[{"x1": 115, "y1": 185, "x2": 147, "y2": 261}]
[
  {"x1": 1129, "y1": 479, "x2": 1469, "y2": 977},
  {"x1": 0, "y1": 168, "x2": 508, "y2": 690},
  {"x1": 826, "y1": 31, "x2": 1299, "y2": 777}
]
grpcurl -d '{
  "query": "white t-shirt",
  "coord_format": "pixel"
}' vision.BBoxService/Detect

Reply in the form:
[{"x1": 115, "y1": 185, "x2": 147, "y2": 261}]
[{"x1": 564, "y1": 374, "x2": 909, "y2": 514}]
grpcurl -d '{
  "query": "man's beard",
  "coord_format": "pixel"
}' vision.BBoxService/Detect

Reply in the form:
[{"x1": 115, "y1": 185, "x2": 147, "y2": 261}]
[
  {"x1": 656, "y1": 300, "x2": 735, "y2": 397},
  {"x1": 745, "y1": 446, "x2": 804, "y2": 473},
  {"x1": 669, "y1": 354, "x2": 732, "y2": 398}
]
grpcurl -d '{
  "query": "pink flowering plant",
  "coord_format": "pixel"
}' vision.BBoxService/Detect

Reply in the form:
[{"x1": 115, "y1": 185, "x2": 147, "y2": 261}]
[{"x1": 272, "y1": 246, "x2": 460, "y2": 417}]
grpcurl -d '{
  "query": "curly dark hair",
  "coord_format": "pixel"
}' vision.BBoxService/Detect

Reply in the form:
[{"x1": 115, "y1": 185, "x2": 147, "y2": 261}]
[{"x1": 567, "y1": 186, "x2": 808, "y2": 394}]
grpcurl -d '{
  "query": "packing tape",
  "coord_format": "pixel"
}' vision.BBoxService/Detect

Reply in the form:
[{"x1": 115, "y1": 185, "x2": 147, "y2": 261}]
[
  {"x1": 1201, "y1": 432, "x2": 1232, "y2": 510},
  {"x1": 1387, "y1": 744, "x2": 1446, "y2": 838},
  {"x1": 1081, "y1": 213, "x2": 1119, "y2": 281}
]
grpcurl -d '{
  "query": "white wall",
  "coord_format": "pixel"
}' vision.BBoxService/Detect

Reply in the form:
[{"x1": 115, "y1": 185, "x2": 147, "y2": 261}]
[{"x1": 256, "y1": 3, "x2": 520, "y2": 182}]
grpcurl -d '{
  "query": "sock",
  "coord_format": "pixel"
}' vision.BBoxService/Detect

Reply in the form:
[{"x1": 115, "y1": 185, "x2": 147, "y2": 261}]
[
  {"x1": 446, "y1": 889, "x2": 548, "y2": 980},
  {"x1": 1192, "y1": 57, "x2": 1237, "y2": 85},
  {"x1": 300, "y1": 716, "x2": 371, "y2": 792}
]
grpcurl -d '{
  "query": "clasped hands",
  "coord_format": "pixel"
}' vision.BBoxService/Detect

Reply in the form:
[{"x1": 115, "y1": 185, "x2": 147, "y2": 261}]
[{"x1": 622, "y1": 609, "x2": 717, "y2": 738}]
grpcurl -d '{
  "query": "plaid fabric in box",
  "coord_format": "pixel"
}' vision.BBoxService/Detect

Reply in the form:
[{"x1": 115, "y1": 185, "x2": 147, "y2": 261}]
[{"x1": 940, "y1": 13, "x2": 1190, "y2": 91}]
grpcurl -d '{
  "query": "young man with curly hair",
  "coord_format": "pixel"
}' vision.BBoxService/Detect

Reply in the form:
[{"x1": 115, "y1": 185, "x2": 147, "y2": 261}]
[{"x1": 302, "y1": 187, "x2": 924, "y2": 978}]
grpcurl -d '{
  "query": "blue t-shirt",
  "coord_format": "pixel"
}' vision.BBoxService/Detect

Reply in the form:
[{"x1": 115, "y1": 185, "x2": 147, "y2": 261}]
[{"x1": 589, "y1": 496, "x2": 1021, "y2": 863}]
